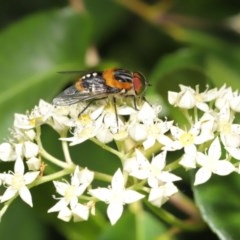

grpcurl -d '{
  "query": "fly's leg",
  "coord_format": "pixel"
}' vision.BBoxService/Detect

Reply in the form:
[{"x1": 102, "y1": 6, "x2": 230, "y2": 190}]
[
  {"x1": 113, "y1": 97, "x2": 119, "y2": 129},
  {"x1": 78, "y1": 100, "x2": 95, "y2": 117}
]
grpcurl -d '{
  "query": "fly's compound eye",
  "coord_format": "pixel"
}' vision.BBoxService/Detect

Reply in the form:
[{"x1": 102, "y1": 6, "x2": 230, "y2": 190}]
[{"x1": 133, "y1": 72, "x2": 149, "y2": 95}]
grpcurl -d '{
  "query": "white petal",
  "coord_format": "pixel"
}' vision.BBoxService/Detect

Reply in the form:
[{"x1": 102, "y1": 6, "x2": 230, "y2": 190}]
[
  {"x1": 225, "y1": 147, "x2": 240, "y2": 160},
  {"x1": 209, "y1": 138, "x2": 221, "y2": 160},
  {"x1": 137, "y1": 102, "x2": 156, "y2": 123},
  {"x1": 163, "y1": 182, "x2": 179, "y2": 196},
  {"x1": 2, "y1": 173, "x2": 13, "y2": 185},
  {"x1": 158, "y1": 172, "x2": 181, "y2": 182},
  {"x1": 147, "y1": 176, "x2": 159, "y2": 188},
  {"x1": 168, "y1": 91, "x2": 178, "y2": 105},
  {"x1": 221, "y1": 132, "x2": 240, "y2": 148},
  {"x1": 194, "y1": 167, "x2": 212, "y2": 185},
  {"x1": 196, "y1": 102, "x2": 209, "y2": 112},
  {"x1": 214, "y1": 161, "x2": 235, "y2": 176},
  {"x1": 178, "y1": 90, "x2": 196, "y2": 109},
  {"x1": 71, "y1": 166, "x2": 81, "y2": 185},
  {"x1": 151, "y1": 151, "x2": 166, "y2": 170},
  {"x1": 111, "y1": 169, "x2": 124, "y2": 190},
  {"x1": 77, "y1": 168, "x2": 94, "y2": 186},
  {"x1": 170, "y1": 126, "x2": 184, "y2": 139},
  {"x1": 23, "y1": 141, "x2": 39, "y2": 158},
  {"x1": 53, "y1": 181, "x2": 69, "y2": 196},
  {"x1": 72, "y1": 203, "x2": 89, "y2": 221},
  {"x1": 96, "y1": 128, "x2": 113, "y2": 143},
  {"x1": 195, "y1": 152, "x2": 208, "y2": 166},
  {"x1": 126, "y1": 151, "x2": 149, "y2": 180},
  {"x1": 0, "y1": 143, "x2": 16, "y2": 161},
  {"x1": 89, "y1": 188, "x2": 111, "y2": 202},
  {"x1": 107, "y1": 202, "x2": 123, "y2": 225},
  {"x1": 14, "y1": 113, "x2": 34, "y2": 129},
  {"x1": 160, "y1": 135, "x2": 182, "y2": 151},
  {"x1": 148, "y1": 187, "x2": 164, "y2": 207},
  {"x1": 179, "y1": 153, "x2": 196, "y2": 169},
  {"x1": 24, "y1": 171, "x2": 39, "y2": 184},
  {"x1": 143, "y1": 136, "x2": 155, "y2": 150},
  {"x1": 1, "y1": 187, "x2": 17, "y2": 202},
  {"x1": 123, "y1": 189, "x2": 144, "y2": 204},
  {"x1": 19, "y1": 186, "x2": 33, "y2": 207},
  {"x1": 14, "y1": 158, "x2": 24, "y2": 174},
  {"x1": 26, "y1": 157, "x2": 41, "y2": 171},
  {"x1": 48, "y1": 198, "x2": 68, "y2": 213},
  {"x1": 128, "y1": 123, "x2": 147, "y2": 142},
  {"x1": 57, "y1": 207, "x2": 72, "y2": 222}
]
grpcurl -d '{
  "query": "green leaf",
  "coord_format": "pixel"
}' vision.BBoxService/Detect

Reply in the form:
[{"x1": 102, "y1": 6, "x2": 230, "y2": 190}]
[
  {"x1": 84, "y1": 0, "x2": 129, "y2": 45},
  {"x1": 193, "y1": 174, "x2": 240, "y2": 240},
  {"x1": 150, "y1": 48, "x2": 213, "y2": 96},
  {"x1": 0, "y1": 7, "x2": 91, "y2": 139},
  {"x1": 98, "y1": 211, "x2": 166, "y2": 240},
  {"x1": 149, "y1": 48, "x2": 212, "y2": 124},
  {"x1": 206, "y1": 55, "x2": 240, "y2": 89},
  {"x1": 0, "y1": 200, "x2": 48, "y2": 240}
]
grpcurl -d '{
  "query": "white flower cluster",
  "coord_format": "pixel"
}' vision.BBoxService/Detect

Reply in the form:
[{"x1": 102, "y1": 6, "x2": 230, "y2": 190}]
[
  {"x1": 168, "y1": 85, "x2": 238, "y2": 184},
  {"x1": 0, "y1": 84, "x2": 239, "y2": 225}
]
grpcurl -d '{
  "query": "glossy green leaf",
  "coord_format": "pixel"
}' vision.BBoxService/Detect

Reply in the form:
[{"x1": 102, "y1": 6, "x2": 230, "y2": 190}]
[
  {"x1": 193, "y1": 174, "x2": 240, "y2": 240},
  {"x1": 0, "y1": 7, "x2": 91, "y2": 139}
]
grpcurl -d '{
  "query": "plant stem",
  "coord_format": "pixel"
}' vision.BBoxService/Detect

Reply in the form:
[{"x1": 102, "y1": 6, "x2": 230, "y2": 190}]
[
  {"x1": 90, "y1": 138, "x2": 123, "y2": 159},
  {"x1": 34, "y1": 166, "x2": 75, "y2": 186},
  {"x1": 145, "y1": 200, "x2": 206, "y2": 231},
  {"x1": 61, "y1": 140, "x2": 73, "y2": 164},
  {"x1": 40, "y1": 146, "x2": 69, "y2": 169},
  {"x1": 35, "y1": 126, "x2": 69, "y2": 169}
]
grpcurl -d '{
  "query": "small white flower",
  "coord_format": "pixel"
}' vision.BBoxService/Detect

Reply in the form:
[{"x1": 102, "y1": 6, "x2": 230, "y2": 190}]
[
  {"x1": 168, "y1": 85, "x2": 196, "y2": 109},
  {"x1": 26, "y1": 157, "x2": 41, "y2": 171},
  {"x1": 135, "y1": 102, "x2": 160, "y2": 125},
  {"x1": 11, "y1": 128, "x2": 36, "y2": 142},
  {"x1": 215, "y1": 106, "x2": 240, "y2": 149},
  {"x1": 148, "y1": 182, "x2": 178, "y2": 207},
  {"x1": 168, "y1": 85, "x2": 218, "y2": 111},
  {"x1": 226, "y1": 146, "x2": 240, "y2": 160},
  {"x1": 163, "y1": 124, "x2": 212, "y2": 152},
  {"x1": 215, "y1": 85, "x2": 233, "y2": 110},
  {"x1": 1, "y1": 158, "x2": 39, "y2": 206},
  {"x1": 48, "y1": 167, "x2": 94, "y2": 221},
  {"x1": 14, "y1": 113, "x2": 35, "y2": 129},
  {"x1": 194, "y1": 137, "x2": 235, "y2": 185},
  {"x1": 230, "y1": 94, "x2": 240, "y2": 112},
  {"x1": 128, "y1": 123, "x2": 148, "y2": 142},
  {"x1": 89, "y1": 169, "x2": 144, "y2": 225},
  {"x1": 54, "y1": 203, "x2": 90, "y2": 222},
  {"x1": 22, "y1": 141, "x2": 39, "y2": 159},
  {"x1": 61, "y1": 113, "x2": 101, "y2": 145},
  {"x1": 0, "y1": 142, "x2": 16, "y2": 161},
  {"x1": 128, "y1": 102, "x2": 161, "y2": 144},
  {"x1": 31, "y1": 100, "x2": 72, "y2": 132},
  {"x1": 125, "y1": 150, "x2": 181, "y2": 187},
  {"x1": 142, "y1": 120, "x2": 173, "y2": 150}
]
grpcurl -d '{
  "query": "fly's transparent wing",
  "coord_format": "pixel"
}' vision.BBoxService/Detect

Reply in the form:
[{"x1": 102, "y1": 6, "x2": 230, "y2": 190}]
[{"x1": 53, "y1": 77, "x2": 120, "y2": 106}]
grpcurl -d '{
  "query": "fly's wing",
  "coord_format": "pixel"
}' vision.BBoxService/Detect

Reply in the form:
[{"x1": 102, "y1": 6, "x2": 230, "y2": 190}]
[
  {"x1": 52, "y1": 75, "x2": 120, "y2": 106},
  {"x1": 52, "y1": 85, "x2": 85, "y2": 105}
]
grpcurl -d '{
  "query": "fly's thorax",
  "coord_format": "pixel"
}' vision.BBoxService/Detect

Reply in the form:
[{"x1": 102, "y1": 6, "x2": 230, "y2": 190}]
[{"x1": 103, "y1": 68, "x2": 133, "y2": 91}]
